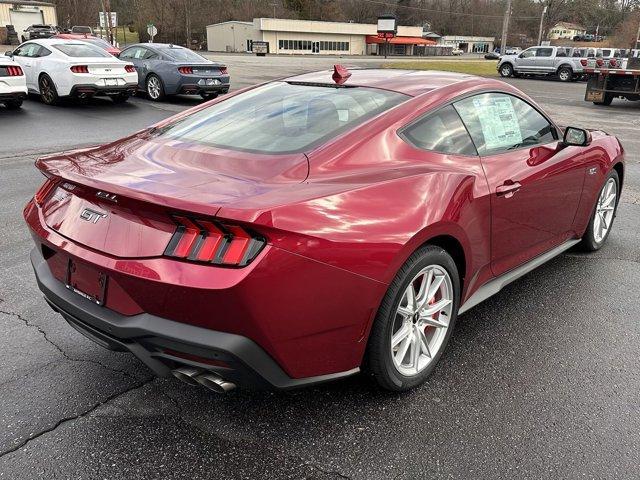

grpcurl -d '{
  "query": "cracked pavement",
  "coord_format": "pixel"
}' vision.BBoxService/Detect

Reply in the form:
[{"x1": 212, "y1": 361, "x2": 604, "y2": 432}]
[{"x1": 0, "y1": 55, "x2": 639, "y2": 479}]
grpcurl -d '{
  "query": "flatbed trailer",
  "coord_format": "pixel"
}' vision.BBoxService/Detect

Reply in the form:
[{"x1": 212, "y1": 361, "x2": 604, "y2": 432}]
[{"x1": 584, "y1": 56, "x2": 640, "y2": 106}]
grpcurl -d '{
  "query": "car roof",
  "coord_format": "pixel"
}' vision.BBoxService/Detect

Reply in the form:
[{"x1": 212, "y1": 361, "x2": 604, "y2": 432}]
[{"x1": 284, "y1": 68, "x2": 486, "y2": 97}]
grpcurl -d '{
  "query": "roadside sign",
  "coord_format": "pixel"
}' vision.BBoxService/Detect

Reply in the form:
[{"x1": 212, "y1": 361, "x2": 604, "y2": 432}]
[
  {"x1": 377, "y1": 15, "x2": 397, "y2": 34},
  {"x1": 252, "y1": 40, "x2": 268, "y2": 56},
  {"x1": 147, "y1": 23, "x2": 158, "y2": 41},
  {"x1": 99, "y1": 12, "x2": 117, "y2": 28}
]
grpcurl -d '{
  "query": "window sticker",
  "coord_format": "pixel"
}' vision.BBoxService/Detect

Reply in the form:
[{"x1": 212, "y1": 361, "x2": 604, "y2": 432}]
[{"x1": 472, "y1": 96, "x2": 522, "y2": 150}]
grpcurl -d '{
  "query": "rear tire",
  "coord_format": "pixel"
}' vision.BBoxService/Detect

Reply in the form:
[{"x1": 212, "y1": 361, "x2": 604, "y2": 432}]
[
  {"x1": 578, "y1": 170, "x2": 619, "y2": 251},
  {"x1": 593, "y1": 93, "x2": 613, "y2": 106},
  {"x1": 39, "y1": 74, "x2": 59, "y2": 106},
  {"x1": 499, "y1": 63, "x2": 514, "y2": 78},
  {"x1": 4, "y1": 99, "x2": 23, "y2": 110},
  {"x1": 365, "y1": 245, "x2": 460, "y2": 392},
  {"x1": 146, "y1": 74, "x2": 165, "y2": 101},
  {"x1": 557, "y1": 66, "x2": 573, "y2": 82}
]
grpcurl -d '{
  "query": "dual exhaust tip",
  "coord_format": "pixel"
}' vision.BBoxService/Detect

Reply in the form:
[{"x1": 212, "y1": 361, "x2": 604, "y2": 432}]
[{"x1": 171, "y1": 366, "x2": 236, "y2": 394}]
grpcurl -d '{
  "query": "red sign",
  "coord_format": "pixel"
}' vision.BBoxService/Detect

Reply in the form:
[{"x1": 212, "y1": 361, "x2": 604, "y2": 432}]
[{"x1": 377, "y1": 32, "x2": 395, "y2": 39}]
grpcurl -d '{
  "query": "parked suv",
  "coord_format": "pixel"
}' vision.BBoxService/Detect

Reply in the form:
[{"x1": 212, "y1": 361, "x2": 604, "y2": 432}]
[{"x1": 497, "y1": 46, "x2": 584, "y2": 82}]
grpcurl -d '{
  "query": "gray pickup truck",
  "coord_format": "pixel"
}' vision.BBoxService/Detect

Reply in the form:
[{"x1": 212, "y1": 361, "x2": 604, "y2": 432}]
[{"x1": 497, "y1": 46, "x2": 584, "y2": 82}]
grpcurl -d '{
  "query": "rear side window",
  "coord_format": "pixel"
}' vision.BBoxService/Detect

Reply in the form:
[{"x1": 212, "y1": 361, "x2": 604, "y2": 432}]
[
  {"x1": 161, "y1": 47, "x2": 206, "y2": 62},
  {"x1": 401, "y1": 105, "x2": 477, "y2": 156},
  {"x1": 537, "y1": 48, "x2": 553, "y2": 57},
  {"x1": 157, "y1": 82, "x2": 407, "y2": 154},
  {"x1": 454, "y1": 93, "x2": 556, "y2": 155},
  {"x1": 53, "y1": 43, "x2": 111, "y2": 57}
]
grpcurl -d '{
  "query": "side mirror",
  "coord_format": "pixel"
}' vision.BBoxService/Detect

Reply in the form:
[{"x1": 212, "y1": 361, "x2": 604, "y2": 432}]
[
  {"x1": 5, "y1": 51, "x2": 13, "y2": 57},
  {"x1": 563, "y1": 127, "x2": 592, "y2": 147}
]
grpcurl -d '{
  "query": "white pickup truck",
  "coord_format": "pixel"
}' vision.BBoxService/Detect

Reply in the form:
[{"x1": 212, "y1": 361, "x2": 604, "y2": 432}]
[{"x1": 497, "y1": 46, "x2": 585, "y2": 82}]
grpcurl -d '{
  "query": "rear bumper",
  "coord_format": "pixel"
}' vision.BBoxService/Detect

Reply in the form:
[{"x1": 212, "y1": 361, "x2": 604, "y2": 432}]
[
  {"x1": 69, "y1": 83, "x2": 138, "y2": 97},
  {"x1": 0, "y1": 90, "x2": 27, "y2": 101},
  {"x1": 169, "y1": 74, "x2": 230, "y2": 95},
  {"x1": 31, "y1": 247, "x2": 359, "y2": 390}
]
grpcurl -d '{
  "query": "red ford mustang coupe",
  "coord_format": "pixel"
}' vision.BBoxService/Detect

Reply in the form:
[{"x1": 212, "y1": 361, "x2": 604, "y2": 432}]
[{"x1": 24, "y1": 67, "x2": 624, "y2": 393}]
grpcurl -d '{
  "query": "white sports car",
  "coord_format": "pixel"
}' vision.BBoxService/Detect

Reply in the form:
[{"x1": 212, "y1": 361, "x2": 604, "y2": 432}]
[
  {"x1": 8, "y1": 38, "x2": 138, "y2": 105},
  {"x1": 0, "y1": 55, "x2": 27, "y2": 109}
]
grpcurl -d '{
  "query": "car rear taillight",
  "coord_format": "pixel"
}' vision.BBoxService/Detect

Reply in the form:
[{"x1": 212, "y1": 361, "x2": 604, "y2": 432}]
[
  {"x1": 164, "y1": 216, "x2": 266, "y2": 267},
  {"x1": 219, "y1": 66, "x2": 228, "y2": 75},
  {"x1": 125, "y1": 65, "x2": 135, "y2": 73},
  {"x1": 6, "y1": 66, "x2": 23, "y2": 76},
  {"x1": 580, "y1": 59, "x2": 588, "y2": 67},
  {"x1": 34, "y1": 178, "x2": 58, "y2": 206},
  {"x1": 609, "y1": 58, "x2": 618, "y2": 68},
  {"x1": 70, "y1": 65, "x2": 89, "y2": 73},
  {"x1": 595, "y1": 58, "x2": 604, "y2": 67},
  {"x1": 178, "y1": 66, "x2": 193, "y2": 74}
]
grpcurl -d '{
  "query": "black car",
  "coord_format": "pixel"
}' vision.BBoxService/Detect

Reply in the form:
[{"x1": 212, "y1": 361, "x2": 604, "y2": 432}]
[
  {"x1": 484, "y1": 51, "x2": 501, "y2": 60},
  {"x1": 22, "y1": 25, "x2": 57, "y2": 42}
]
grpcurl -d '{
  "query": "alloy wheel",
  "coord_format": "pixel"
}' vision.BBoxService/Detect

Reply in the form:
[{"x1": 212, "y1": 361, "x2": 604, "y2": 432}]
[
  {"x1": 147, "y1": 76, "x2": 161, "y2": 99},
  {"x1": 594, "y1": 178, "x2": 617, "y2": 243},
  {"x1": 40, "y1": 77, "x2": 54, "y2": 103},
  {"x1": 390, "y1": 265, "x2": 453, "y2": 376}
]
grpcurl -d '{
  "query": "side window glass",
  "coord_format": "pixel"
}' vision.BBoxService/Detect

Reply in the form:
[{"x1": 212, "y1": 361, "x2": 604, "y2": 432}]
[
  {"x1": 454, "y1": 93, "x2": 556, "y2": 155},
  {"x1": 521, "y1": 48, "x2": 536, "y2": 58},
  {"x1": 401, "y1": 105, "x2": 477, "y2": 156},
  {"x1": 37, "y1": 46, "x2": 51, "y2": 57},
  {"x1": 134, "y1": 48, "x2": 147, "y2": 59},
  {"x1": 15, "y1": 43, "x2": 38, "y2": 57},
  {"x1": 538, "y1": 48, "x2": 553, "y2": 57},
  {"x1": 144, "y1": 50, "x2": 158, "y2": 60}
]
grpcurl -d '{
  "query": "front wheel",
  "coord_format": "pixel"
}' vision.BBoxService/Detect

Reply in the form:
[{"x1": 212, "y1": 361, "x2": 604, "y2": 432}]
[
  {"x1": 499, "y1": 63, "x2": 514, "y2": 77},
  {"x1": 365, "y1": 246, "x2": 460, "y2": 391},
  {"x1": 579, "y1": 170, "x2": 619, "y2": 251}
]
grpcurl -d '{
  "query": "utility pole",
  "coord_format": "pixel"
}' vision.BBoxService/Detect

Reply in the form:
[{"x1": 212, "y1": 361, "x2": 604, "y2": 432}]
[
  {"x1": 500, "y1": 0, "x2": 512, "y2": 53},
  {"x1": 537, "y1": 5, "x2": 548, "y2": 45},
  {"x1": 185, "y1": 0, "x2": 192, "y2": 49},
  {"x1": 635, "y1": 15, "x2": 640, "y2": 49},
  {"x1": 105, "y1": 0, "x2": 113, "y2": 44}
]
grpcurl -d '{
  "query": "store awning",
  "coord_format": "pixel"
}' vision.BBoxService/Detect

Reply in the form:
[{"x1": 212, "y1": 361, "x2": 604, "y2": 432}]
[{"x1": 365, "y1": 35, "x2": 437, "y2": 45}]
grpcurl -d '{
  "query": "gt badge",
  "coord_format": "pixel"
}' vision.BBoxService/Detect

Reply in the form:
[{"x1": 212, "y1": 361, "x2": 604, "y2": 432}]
[{"x1": 80, "y1": 208, "x2": 107, "y2": 224}]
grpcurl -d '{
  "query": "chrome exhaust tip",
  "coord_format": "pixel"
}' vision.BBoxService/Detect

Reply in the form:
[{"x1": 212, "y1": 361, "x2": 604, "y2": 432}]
[
  {"x1": 171, "y1": 366, "x2": 204, "y2": 386},
  {"x1": 195, "y1": 372, "x2": 236, "y2": 393}
]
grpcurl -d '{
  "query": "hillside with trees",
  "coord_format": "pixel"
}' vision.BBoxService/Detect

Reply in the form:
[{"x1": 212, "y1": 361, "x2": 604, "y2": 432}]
[{"x1": 49, "y1": 0, "x2": 640, "y2": 48}]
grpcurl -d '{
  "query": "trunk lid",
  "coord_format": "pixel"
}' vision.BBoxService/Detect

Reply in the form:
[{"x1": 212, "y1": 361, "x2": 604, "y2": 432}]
[{"x1": 37, "y1": 134, "x2": 308, "y2": 258}]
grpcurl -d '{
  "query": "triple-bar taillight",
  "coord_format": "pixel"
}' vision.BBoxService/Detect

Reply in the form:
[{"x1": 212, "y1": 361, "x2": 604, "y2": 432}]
[
  {"x1": 164, "y1": 216, "x2": 266, "y2": 267},
  {"x1": 5, "y1": 66, "x2": 23, "y2": 76}
]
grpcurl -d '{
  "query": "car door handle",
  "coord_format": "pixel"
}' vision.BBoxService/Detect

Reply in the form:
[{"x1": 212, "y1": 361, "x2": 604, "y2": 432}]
[{"x1": 496, "y1": 181, "x2": 522, "y2": 198}]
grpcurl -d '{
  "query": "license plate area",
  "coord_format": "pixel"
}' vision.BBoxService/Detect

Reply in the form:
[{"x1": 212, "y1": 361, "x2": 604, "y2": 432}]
[
  {"x1": 104, "y1": 78, "x2": 118, "y2": 86},
  {"x1": 66, "y1": 258, "x2": 108, "y2": 306}
]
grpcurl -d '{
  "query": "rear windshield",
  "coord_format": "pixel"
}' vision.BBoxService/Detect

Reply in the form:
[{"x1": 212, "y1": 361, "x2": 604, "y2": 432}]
[
  {"x1": 157, "y1": 82, "x2": 408, "y2": 154},
  {"x1": 84, "y1": 38, "x2": 112, "y2": 49},
  {"x1": 161, "y1": 47, "x2": 207, "y2": 62},
  {"x1": 53, "y1": 43, "x2": 111, "y2": 57}
]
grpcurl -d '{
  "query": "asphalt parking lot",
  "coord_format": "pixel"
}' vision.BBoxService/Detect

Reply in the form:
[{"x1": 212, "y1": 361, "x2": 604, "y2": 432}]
[{"x1": 1, "y1": 54, "x2": 639, "y2": 479}]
